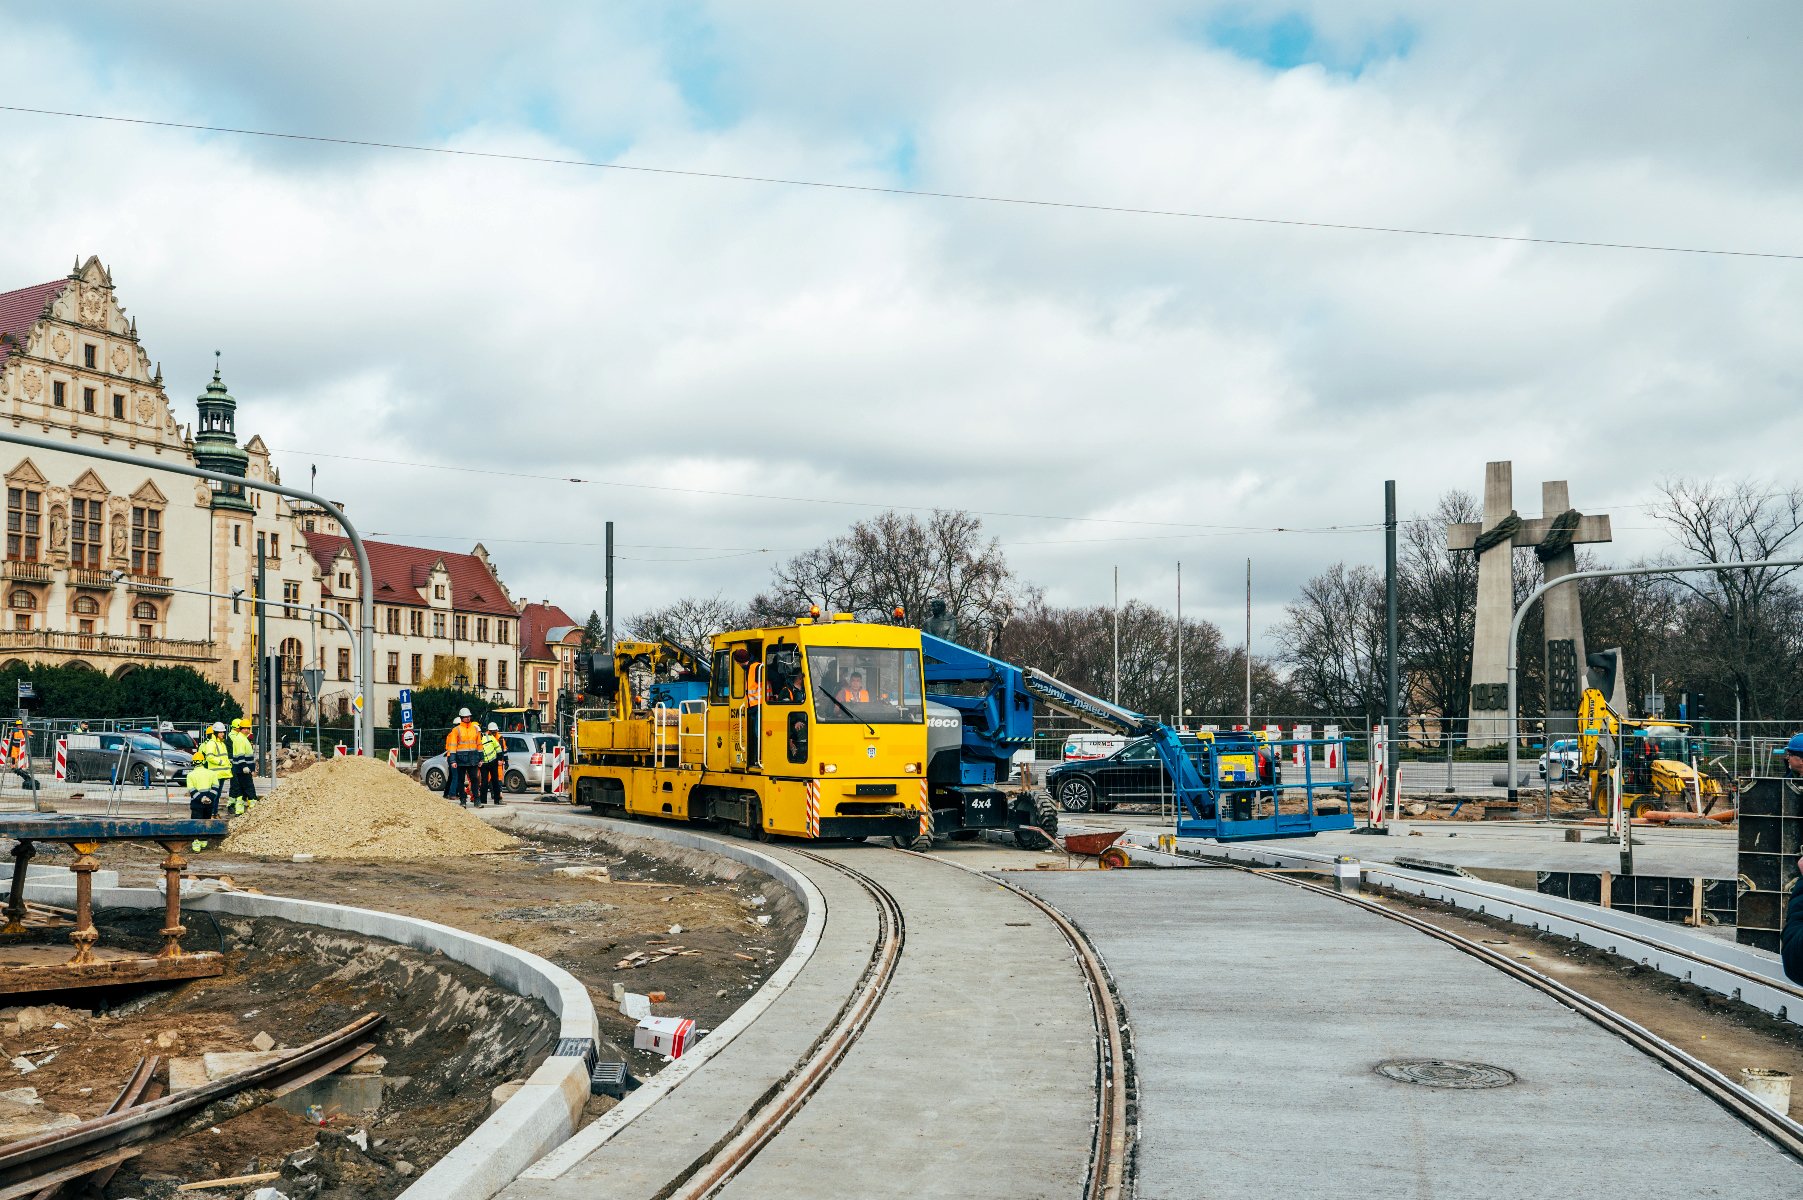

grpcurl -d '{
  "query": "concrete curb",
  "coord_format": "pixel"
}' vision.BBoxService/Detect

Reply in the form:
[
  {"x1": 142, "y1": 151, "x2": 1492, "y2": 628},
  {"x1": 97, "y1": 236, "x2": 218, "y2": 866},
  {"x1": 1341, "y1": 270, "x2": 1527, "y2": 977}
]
[
  {"x1": 488, "y1": 809, "x2": 827, "y2": 1183},
  {"x1": 19, "y1": 878, "x2": 601, "y2": 1200}
]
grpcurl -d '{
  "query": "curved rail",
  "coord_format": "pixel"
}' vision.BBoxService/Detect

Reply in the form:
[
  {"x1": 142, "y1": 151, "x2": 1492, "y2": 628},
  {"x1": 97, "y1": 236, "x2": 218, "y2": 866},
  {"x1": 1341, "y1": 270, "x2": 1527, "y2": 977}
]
[
  {"x1": 658, "y1": 848, "x2": 907, "y2": 1200},
  {"x1": 1237, "y1": 864, "x2": 1803, "y2": 1162},
  {"x1": 914, "y1": 850, "x2": 1133, "y2": 1200}
]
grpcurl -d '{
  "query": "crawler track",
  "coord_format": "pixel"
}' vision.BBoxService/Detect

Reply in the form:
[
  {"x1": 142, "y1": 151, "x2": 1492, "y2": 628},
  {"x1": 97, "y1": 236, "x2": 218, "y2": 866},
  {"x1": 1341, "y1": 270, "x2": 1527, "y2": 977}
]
[
  {"x1": 1239, "y1": 864, "x2": 1803, "y2": 1163},
  {"x1": 659, "y1": 848, "x2": 906, "y2": 1200}
]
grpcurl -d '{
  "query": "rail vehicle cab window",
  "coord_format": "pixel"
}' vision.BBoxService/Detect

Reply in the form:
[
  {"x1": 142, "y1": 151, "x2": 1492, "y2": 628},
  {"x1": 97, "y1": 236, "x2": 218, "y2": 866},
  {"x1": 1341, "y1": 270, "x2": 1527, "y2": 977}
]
[
  {"x1": 805, "y1": 646, "x2": 924, "y2": 724},
  {"x1": 765, "y1": 645, "x2": 803, "y2": 705},
  {"x1": 709, "y1": 650, "x2": 731, "y2": 704}
]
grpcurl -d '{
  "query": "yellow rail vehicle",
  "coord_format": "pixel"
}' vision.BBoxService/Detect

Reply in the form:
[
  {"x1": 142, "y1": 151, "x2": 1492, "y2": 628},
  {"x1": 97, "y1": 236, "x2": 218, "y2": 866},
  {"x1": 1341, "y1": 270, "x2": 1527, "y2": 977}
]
[{"x1": 571, "y1": 614, "x2": 932, "y2": 845}]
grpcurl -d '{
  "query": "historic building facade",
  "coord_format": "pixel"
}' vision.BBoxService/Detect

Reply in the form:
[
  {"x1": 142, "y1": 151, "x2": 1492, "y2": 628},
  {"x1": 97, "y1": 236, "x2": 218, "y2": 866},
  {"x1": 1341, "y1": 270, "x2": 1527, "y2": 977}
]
[{"x1": 0, "y1": 256, "x2": 552, "y2": 723}]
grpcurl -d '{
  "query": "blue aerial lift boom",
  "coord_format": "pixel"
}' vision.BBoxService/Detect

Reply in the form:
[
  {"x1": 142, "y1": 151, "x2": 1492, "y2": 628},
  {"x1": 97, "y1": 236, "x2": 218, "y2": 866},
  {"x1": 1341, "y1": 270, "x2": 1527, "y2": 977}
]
[{"x1": 922, "y1": 632, "x2": 1355, "y2": 843}]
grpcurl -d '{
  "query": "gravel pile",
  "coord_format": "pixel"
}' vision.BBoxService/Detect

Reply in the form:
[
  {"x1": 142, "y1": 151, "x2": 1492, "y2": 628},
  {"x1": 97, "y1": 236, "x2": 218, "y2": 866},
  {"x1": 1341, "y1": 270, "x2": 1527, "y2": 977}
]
[{"x1": 224, "y1": 756, "x2": 517, "y2": 861}]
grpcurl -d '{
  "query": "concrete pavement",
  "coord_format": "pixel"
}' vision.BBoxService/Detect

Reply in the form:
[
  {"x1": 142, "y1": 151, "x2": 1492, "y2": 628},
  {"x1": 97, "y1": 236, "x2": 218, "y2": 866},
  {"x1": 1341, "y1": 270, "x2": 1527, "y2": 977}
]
[{"x1": 1019, "y1": 868, "x2": 1801, "y2": 1199}]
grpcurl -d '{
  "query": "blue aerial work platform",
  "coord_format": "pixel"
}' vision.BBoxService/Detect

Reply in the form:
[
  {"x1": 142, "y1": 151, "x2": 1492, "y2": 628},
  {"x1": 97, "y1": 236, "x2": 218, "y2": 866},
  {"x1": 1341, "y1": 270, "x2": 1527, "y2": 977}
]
[{"x1": 920, "y1": 633, "x2": 1354, "y2": 842}]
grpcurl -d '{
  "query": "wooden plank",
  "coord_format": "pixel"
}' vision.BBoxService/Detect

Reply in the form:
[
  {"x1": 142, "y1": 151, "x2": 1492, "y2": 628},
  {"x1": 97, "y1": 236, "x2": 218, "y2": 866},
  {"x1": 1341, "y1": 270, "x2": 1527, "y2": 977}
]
[{"x1": 0, "y1": 952, "x2": 224, "y2": 997}]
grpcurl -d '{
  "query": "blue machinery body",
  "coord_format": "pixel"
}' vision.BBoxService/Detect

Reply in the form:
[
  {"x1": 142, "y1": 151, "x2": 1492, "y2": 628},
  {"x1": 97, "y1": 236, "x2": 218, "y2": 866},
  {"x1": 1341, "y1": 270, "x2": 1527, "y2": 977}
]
[{"x1": 921, "y1": 633, "x2": 1355, "y2": 842}]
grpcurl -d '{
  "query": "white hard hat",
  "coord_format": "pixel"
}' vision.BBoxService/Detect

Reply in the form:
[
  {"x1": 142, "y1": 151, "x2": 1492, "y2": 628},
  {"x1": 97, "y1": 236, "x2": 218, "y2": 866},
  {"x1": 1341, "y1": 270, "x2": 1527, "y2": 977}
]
[
  {"x1": 458, "y1": 708, "x2": 472, "y2": 718},
  {"x1": 211, "y1": 721, "x2": 226, "y2": 733},
  {"x1": 487, "y1": 722, "x2": 499, "y2": 731}
]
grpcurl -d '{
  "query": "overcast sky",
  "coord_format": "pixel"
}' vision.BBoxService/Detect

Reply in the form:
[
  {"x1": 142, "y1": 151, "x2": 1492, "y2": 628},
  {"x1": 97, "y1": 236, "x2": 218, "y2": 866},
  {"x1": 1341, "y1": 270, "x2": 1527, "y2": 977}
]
[{"x1": 3, "y1": 3, "x2": 1798, "y2": 648}]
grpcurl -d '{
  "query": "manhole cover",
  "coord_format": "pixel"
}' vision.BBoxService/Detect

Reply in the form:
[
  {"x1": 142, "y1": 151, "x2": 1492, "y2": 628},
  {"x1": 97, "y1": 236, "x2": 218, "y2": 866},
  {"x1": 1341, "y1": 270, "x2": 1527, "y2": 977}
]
[{"x1": 1374, "y1": 1059, "x2": 1517, "y2": 1089}]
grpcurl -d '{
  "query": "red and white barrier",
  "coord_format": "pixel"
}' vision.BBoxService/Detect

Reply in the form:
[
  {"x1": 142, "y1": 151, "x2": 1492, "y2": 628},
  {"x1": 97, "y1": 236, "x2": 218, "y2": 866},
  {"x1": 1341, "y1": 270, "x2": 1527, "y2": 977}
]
[
  {"x1": 387, "y1": 747, "x2": 399, "y2": 768},
  {"x1": 1292, "y1": 724, "x2": 1312, "y2": 767},
  {"x1": 334, "y1": 743, "x2": 348, "y2": 757},
  {"x1": 53, "y1": 738, "x2": 66, "y2": 782},
  {"x1": 551, "y1": 744, "x2": 568, "y2": 794},
  {"x1": 1324, "y1": 724, "x2": 1342, "y2": 770},
  {"x1": 1368, "y1": 724, "x2": 1387, "y2": 826}
]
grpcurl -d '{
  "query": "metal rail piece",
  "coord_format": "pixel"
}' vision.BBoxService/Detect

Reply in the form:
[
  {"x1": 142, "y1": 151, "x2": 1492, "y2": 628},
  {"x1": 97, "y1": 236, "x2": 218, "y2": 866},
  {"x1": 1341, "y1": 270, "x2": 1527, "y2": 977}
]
[{"x1": 0, "y1": 1013, "x2": 384, "y2": 1199}]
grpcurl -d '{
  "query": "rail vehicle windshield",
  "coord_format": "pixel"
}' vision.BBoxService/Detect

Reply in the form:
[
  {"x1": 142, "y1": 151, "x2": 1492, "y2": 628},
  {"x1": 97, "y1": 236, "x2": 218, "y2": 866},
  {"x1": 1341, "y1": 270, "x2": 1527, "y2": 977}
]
[{"x1": 806, "y1": 646, "x2": 924, "y2": 724}]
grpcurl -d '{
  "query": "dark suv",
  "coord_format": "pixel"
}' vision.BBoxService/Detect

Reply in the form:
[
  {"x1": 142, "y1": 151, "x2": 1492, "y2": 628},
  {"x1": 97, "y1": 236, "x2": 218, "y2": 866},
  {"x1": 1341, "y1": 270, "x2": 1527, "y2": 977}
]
[{"x1": 1046, "y1": 735, "x2": 1281, "y2": 813}]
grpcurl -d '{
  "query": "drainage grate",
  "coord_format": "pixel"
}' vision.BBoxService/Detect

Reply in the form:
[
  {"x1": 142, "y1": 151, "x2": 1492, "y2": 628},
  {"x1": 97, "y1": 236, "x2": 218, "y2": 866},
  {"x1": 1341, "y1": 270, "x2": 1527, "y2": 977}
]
[{"x1": 1375, "y1": 1059, "x2": 1517, "y2": 1089}]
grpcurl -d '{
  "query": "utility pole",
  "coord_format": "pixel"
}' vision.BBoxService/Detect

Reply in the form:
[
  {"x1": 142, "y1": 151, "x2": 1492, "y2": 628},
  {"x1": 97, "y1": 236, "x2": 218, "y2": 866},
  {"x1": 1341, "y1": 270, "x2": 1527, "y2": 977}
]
[
  {"x1": 604, "y1": 520, "x2": 615, "y2": 651},
  {"x1": 1244, "y1": 559, "x2": 1253, "y2": 728},
  {"x1": 1111, "y1": 565, "x2": 1120, "y2": 705},
  {"x1": 1385, "y1": 481, "x2": 1400, "y2": 817},
  {"x1": 1175, "y1": 561, "x2": 1183, "y2": 729},
  {"x1": 257, "y1": 535, "x2": 270, "y2": 771}
]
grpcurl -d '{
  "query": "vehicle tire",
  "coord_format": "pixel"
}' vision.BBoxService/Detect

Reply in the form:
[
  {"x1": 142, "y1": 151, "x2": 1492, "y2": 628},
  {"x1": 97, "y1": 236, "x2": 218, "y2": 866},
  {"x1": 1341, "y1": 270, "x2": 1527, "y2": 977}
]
[
  {"x1": 1098, "y1": 846, "x2": 1131, "y2": 870},
  {"x1": 137, "y1": 764, "x2": 154, "y2": 788},
  {"x1": 1013, "y1": 793, "x2": 1060, "y2": 851},
  {"x1": 892, "y1": 807, "x2": 934, "y2": 851},
  {"x1": 1058, "y1": 778, "x2": 1095, "y2": 813},
  {"x1": 503, "y1": 769, "x2": 526, "y2": 793},
  {"x1": 424, "y1": 767, "x2": 446, "y2": 792},
  {"x1": 62, "y1": 760, "x2": 81, "y2": 785}
]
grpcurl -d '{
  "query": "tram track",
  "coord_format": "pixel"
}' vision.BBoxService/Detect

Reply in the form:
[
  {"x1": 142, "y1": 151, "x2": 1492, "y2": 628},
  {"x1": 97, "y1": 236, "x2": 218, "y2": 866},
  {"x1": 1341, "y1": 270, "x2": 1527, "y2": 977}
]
[
  {"x1": 653, "y1": 847, "x2": 906, "y2": 1200},
  {"x1": 1226, "y1": 860, "x2": 1803, "y2": 1164}
]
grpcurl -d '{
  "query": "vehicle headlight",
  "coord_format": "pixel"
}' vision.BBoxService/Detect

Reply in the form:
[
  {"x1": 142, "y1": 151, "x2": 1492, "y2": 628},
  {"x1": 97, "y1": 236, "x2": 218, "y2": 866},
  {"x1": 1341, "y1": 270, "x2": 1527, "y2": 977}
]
[{"x1": 821, "y1": 763, "x2": 837, "y2": 774}]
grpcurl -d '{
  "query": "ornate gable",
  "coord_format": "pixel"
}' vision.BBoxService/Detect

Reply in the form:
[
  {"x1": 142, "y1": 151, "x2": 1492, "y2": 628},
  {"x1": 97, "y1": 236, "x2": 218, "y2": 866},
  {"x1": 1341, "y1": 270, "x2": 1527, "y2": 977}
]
[
  {"x1": 129, "y1": 479, "x2": 168, "y2": 506},
  {"x1": 69, "y1": 469, "x2": 109, "y2": 497},
  {"x1": 4, "y1": 458, "x2": 47, "y2": 487}
]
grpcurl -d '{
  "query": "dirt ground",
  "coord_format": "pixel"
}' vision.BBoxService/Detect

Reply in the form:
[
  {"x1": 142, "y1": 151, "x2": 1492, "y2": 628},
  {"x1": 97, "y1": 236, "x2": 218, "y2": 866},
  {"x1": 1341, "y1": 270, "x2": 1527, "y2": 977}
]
[
  {"x1": 1364, "y1": 885, "x2": 1803, "y2": 1090},
  {"x1": 4, "y1": 816, "x2": 804, "y2": 1197}
]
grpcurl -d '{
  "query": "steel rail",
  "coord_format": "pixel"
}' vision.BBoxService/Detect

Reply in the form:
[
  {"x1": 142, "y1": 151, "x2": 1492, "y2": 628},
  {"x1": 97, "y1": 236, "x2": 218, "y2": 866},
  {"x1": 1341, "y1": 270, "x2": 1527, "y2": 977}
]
[
  {"x1": 659, "y1": 848, "x2": 906, "y2": 1200},
  {"x1": 0, "y1": 1012, "x2": 384, "y2": 1198},
  {"x1": 1231, "y1": 863, "x2": 1803, "y2": 1162},
  {"x1": 30, "y1": 1055, "x2": 161, "y2": 1200},
  {"x1": 972, "y1": 868, "x2": 1132, "y2": 1200}
]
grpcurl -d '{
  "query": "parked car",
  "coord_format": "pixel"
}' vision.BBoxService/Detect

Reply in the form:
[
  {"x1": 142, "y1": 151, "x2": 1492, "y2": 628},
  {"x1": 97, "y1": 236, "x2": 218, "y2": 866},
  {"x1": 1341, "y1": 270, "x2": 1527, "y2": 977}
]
[
  {"x1": 1046, "y1": 735, "x2": 1282, "y2": 813},
  {"x1": 421, "y1": 733, "x2": 564, "y2": 794},
  {"x1": 1538, "y1": 738, "x2": 1580, "y2": 779},
  {"x1": 61, "y1": 731, "x2": 192, "y2": 786}
]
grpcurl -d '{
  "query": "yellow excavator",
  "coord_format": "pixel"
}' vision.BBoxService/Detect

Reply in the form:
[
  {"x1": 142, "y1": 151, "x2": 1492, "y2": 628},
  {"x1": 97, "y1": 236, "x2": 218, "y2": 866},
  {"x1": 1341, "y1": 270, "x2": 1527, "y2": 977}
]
[{"x1": 1576, "y1": 687, "x2": 1731, "y2": 818}]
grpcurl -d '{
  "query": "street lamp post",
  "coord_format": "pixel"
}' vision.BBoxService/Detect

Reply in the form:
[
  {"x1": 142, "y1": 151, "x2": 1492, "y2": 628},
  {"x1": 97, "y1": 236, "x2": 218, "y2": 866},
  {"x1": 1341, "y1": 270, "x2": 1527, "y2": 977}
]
[
  {"x1": 1505, "y1": 556, "x2": 1803, "y2": 803},
  {"x1": 0, "y1": 431, "x2": 380, "y2": 755},
  {"x1": 131, "y1": 575, "x2": 363, "y2": 755}
]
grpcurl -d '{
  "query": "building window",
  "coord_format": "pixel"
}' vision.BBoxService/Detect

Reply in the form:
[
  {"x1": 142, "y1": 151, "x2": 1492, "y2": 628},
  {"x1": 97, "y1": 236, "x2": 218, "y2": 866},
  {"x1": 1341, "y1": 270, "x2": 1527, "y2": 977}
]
[
  {"x1": 51, "y1": 381, "x2": 65, "y2": 407},
  {"x1": 410, "y1": 653, "x2": 422, "y2": 684},
  {"x1": 387, "y1": 652, "x2": 400, "y2": 684},
  {"x1": 6, "y1": 487, "x2": 41, "y2": 562},
  {"x1": 132, "y1": 600, "x2": 157, "y2": 621},
  {"x1": 409, "y1": 610, "x2": 424, "y2": 637},
  {"x1": 70, "y1": 498, "x2": 102, "y2": 569},
  {"x1": 233, "y1": 660, "x2": 240, "y2": 683},
  {"x1": 433, "y1": 584, "x2": 445, "y2": 600},
  {"x1": 130, "y1": 505, "x2": 162, "y2": 575},
  {"x1": 498, "y1": 620, "x2": 510, "y2": 644},
  {"x1": 337, "y1": 601, "x2": 352, "y2": 625},
  {"x1": 270, "y1": 533, "x2": 279, "y2": 557},
  {"x1": 537, "y1": 670, "x2": 549, "y2": 694},
  {"x1": 112, "y1": 393, "x2": 125, "y2": 419},
  {"x1": 82, "y1": 387, "x2": 96, "y2": 414},
  {"x1": 282, "y1": 580, "x2": 300, "y2": 619},
  {"x1": 497, "y1": 660, "x2": 508, "y2": 689},
  {"x1": 337, "y1": 571, "x2": 350, "y2": 590},
  {"x1": 72, "y1": 595, "x2": 99, "y2": 616},
  {"x1": 10, "y1": 591, "x2": 35, "y2": 611},
  {"x1": 476, "y1": 617, "x2": 489, "y2": 642},
  {"x1": 77, "y1": 618, "x2": 95, "y2": 637},
  {"x1": 386, "y1": 607, "x2": 401, "y2": 634},
  {"x1": 303, "y1": 518, "x2": 315, "y2": 532},
  {"x1": 233, "y1": 524, "x2": 241, "y2": 547},
  {"x1": 475, "y1": 659, "x2": 488, "y2": 688},
  {"x1": 337, "y1": 647, "x2": 351, "y2": 681},
  {"x1": 432, "y1": 613, "x2": 445, "y2": 638},
  {"x1": 83, "y1": 344, "x2": 96, "y2": 369},
  {"x1": 453, "y1": 614, "x2": 467, "y2": 640}
]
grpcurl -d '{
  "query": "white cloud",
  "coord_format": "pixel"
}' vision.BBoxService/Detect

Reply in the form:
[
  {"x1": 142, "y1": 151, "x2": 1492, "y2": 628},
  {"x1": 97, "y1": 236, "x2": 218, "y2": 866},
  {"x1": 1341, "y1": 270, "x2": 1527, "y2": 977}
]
[{"x1": 1, "y1": 3, "x2": 1799, "y2": 648}]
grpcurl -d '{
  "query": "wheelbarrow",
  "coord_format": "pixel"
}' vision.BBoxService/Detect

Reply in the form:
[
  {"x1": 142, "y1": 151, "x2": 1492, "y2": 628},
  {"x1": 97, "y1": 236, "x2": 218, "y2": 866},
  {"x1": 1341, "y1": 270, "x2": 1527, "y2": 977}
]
[{"x1": 1058, "y1": 829, "x2": 1131, "y2": 870}]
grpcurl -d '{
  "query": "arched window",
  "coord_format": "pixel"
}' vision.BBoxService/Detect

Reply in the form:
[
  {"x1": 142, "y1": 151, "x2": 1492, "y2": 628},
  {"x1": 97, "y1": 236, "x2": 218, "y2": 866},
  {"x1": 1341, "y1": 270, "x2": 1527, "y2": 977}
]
[
  {"x1": 9, "y1": 591, "x2": 35, "y2": 610},
  {"x1": 132, "y1": 600, "x2": 157, "y2": 621},
  {"x1": 72, "y1": 595, "x2": 99, "y2": 616}
]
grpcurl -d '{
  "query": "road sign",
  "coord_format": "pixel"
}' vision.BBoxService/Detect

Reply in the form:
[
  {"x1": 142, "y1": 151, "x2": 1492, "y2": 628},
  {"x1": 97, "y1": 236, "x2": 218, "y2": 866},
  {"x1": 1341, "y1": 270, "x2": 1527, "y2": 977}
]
[
  {"x1": 400, "y1": 704, "x2": 415, "y2": 727},
  {"x1": 402, "y1": 727, "x2": 416, "y2": 748},
  {"x1": 398, "y1": 688, "x2": 413, "y2": 706},
  {"x1": 301, "y1": 668, "x2": 324, "y2": 698}
]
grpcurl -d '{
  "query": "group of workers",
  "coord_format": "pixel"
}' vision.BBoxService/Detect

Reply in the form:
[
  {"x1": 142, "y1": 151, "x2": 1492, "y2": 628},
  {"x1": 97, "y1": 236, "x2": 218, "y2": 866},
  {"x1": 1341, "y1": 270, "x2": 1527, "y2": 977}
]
[
  {"x1": 442, "y1": 707, "x2": 507, "y2": 806},
  {"x1": 183, "y1": 718, "x2": 258, "y2": 821}
]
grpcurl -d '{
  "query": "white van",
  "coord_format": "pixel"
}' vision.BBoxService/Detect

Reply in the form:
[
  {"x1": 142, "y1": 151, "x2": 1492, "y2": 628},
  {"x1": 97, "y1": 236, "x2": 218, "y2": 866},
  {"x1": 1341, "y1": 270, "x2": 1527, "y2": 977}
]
[{"x1": 1062, "y1": 733, "x2": 1128, "y2": 763}]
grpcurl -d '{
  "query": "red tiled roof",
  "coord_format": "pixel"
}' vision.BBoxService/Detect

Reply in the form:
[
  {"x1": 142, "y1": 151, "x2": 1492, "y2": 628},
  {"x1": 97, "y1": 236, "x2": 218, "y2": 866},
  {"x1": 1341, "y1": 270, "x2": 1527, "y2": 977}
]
[
  {"x1": 518, "y1": 602, "x2": 581, "y2": 661},
  {"x1": 0, "y1": 279, "x2": 69, "y2": 370},
  {"x1": 300, "y1": 532, "x2": 517, "y2": 617}
]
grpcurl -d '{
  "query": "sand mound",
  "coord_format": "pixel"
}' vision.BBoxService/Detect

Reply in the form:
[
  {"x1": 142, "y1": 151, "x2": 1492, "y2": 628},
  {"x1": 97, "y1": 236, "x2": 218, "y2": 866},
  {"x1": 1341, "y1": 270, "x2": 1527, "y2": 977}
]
[{"x1": 225, "y1": 755, "x2": 517, "y2": 861}]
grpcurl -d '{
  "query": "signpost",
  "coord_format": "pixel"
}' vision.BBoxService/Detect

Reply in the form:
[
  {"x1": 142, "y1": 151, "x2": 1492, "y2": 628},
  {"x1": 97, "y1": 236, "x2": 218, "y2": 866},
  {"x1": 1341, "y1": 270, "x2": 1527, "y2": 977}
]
[{"x1": 399, "y1": 689, "x2": 415, "y2": 760}]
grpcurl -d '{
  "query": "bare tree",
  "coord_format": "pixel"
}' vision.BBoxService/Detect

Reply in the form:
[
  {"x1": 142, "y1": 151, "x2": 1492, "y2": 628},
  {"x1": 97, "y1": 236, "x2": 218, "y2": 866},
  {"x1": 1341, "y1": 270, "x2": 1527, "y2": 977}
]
[
  {"x1": 1652, "y1": 478, "x2": 1803, "y2": 718},
  {"x1": 1270, "y1": 563, "x2": 1386, "y2": 719},
  {"x1": 1399, "y1": 490, "x2": 1480, "y2": 723},
  {"x1": 625, "y1": 592, "x2": 754, "y2": 653}
]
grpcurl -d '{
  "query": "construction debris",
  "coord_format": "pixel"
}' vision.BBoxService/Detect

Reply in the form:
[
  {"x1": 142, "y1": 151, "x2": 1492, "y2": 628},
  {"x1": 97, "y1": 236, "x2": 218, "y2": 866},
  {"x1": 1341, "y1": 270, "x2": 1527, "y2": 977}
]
[{"x1": 225, "y1": 756, "x2": 517, "y2": 860}]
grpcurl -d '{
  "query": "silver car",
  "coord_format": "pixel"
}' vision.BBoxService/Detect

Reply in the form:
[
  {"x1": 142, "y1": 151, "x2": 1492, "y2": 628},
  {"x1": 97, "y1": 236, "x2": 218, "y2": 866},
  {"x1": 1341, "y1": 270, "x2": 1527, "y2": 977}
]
[
  {"x1": 61, "y1": 731, "x2": 193, "y2": 786},
  {"x1": 420, "y1": 733, "x2": 563, "y2": 795}
]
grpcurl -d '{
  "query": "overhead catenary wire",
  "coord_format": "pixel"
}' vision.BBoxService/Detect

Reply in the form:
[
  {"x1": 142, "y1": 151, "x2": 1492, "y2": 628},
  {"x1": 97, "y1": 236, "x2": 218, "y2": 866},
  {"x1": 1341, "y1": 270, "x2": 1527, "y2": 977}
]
[{"x1": 3, "y1": 104, "x2": 1799, "y2": 262}]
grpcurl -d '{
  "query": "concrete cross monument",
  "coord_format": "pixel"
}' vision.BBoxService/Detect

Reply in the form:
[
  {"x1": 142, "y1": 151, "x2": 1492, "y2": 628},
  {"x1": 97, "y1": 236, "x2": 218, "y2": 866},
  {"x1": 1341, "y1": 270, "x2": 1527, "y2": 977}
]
[{"x1": 1446, "y1": 462, "x2": 1612, "y2": 746}]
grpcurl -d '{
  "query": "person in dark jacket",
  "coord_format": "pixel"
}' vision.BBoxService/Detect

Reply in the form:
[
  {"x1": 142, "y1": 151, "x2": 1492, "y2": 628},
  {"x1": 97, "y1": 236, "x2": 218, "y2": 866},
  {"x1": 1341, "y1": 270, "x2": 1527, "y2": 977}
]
[{"x1": 1782, "y1": 734, "x2": 1803, "y2": 984}]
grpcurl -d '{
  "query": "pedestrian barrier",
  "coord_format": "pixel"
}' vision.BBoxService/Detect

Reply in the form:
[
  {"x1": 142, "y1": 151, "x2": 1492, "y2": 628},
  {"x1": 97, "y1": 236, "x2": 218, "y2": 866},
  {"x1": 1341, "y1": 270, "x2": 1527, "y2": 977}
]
[
  {"x1": 53, "y1": 738, "x2": 66, "y2": 782},
  {"x1": 387, "y1": 747, "x2": 400, "y2": 768},
  {"x1": 550, "y1": 744, "x2": 568, "y2": 794},
  {"x1": 334, "y1": 743, "x2": 347, "y2": 757}
]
